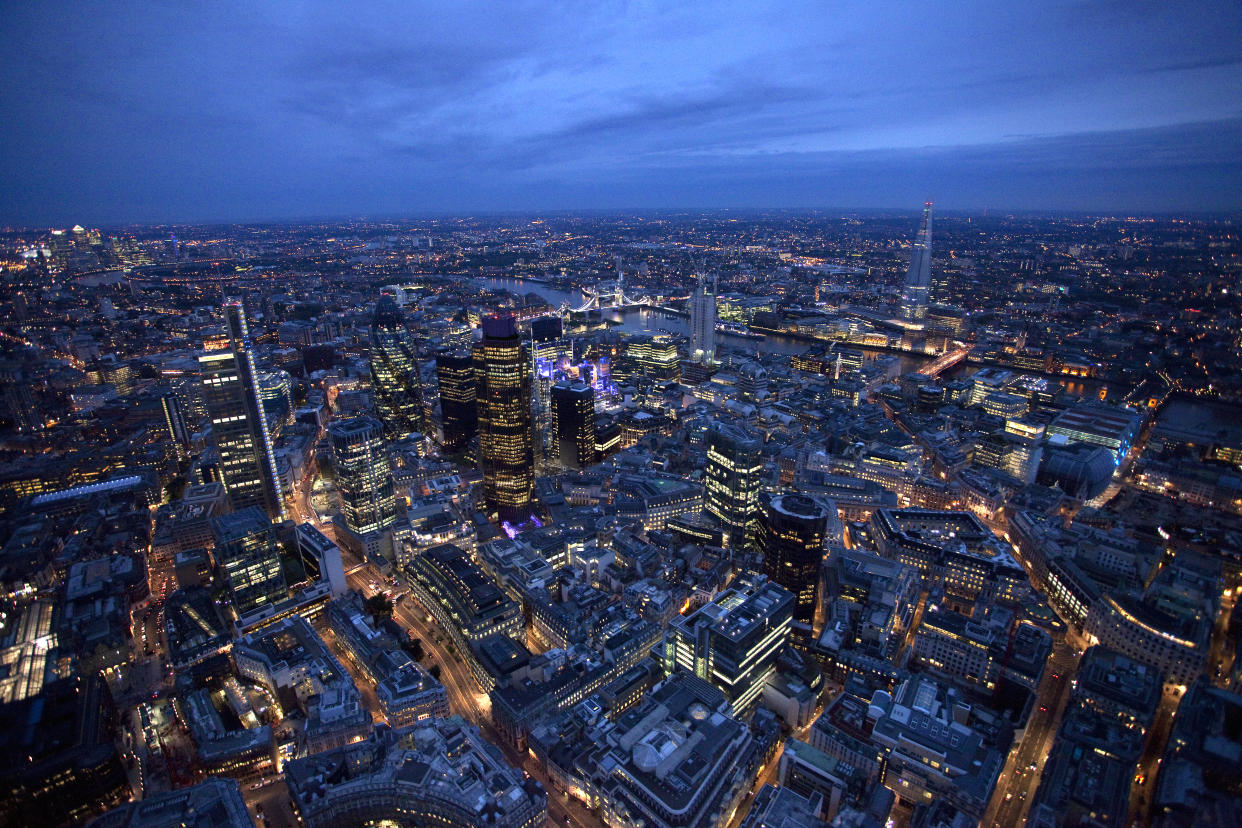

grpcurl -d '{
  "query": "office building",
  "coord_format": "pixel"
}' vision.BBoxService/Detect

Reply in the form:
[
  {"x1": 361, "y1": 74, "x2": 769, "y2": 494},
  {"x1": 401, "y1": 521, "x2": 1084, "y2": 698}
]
[
  {"x1": 328, "y1": 416, "x2": 398, "y2": 536},
  {"x1": 757, "y1": 493, "x2": 831, "y2": 624},
  {"x1": 369, "y1": 294, "x2": 425, "y2": 439},
  {"x1": 285, "y1": 719, "x2": 546, "y2": 828},
  {"x1": 403, "y1": 543, "x2": 523, "y2": 690},
  {"x1": 257, "y1": 369, "x2": 293, "y2": 437},
  {"x1": 159, "y1": 388, "x2": 192, "y2": 461},
  {"x1": 865, "y1": 677, "x2": 1007, "y2": 818},
  {"x1": 87, "y1": 779, "x2": 250, "y2": 828},
  {"x1": 530, "y1": 314, "x2": 571, "y2": 365},
  {"x1": 1046, "y1": 403, "x2": 1142, "y2": 467},
  {"x1": 211, "y1": 506, "x2": 287, "y2": 618},
  {"x1": 475, "y1": 313, "x2": 534, "y2": 522},
  {"x1": 597, "y1": 675, "x2": 758, "y2": 828},
  {"x1": 690, "y1": 272, "x2": 717, "y2": 364},
  {"x1": 551, "y1": 380, "x2": 595, "y2": 469},
  {"x1": 233, "y1": 616, "x2": 371, "y2": 754},
  {"x1": 704, "y1": 422, "x2": 763, "y2": 546},
  {"x1": 199, "y1": 300, "x2": 285, "y2": 518},
  {"x1": 435, "y1": 349, "x2": 477, "y2": 453},
  {"x1": 0, "y1": 675, "x2": 129, "y2": 826},
  {"x1": 328, "y1": 594, "x2": 449, "y2": 726},
  {"x1": 629, "y1": 333, "x2": 681, "y2": 382},
  {"x1": 899, "y1": 201, "x2": 933, "y2": 325},
  {"x1": 662, "y1": 574, "x2": 794, "y2": 715}
]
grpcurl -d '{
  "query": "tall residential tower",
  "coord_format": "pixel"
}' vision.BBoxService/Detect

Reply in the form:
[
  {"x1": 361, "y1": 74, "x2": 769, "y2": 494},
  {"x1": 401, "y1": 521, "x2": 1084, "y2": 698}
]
[{"x1": 689, "y1": 272, "x2": 717, "y2": 364}]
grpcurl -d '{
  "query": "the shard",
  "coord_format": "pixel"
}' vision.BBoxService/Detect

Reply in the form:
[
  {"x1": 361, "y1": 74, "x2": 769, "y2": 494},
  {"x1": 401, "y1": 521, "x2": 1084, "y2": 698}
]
[{"x1": 899, "y1": 201, "x2": 934, "y2": 325}]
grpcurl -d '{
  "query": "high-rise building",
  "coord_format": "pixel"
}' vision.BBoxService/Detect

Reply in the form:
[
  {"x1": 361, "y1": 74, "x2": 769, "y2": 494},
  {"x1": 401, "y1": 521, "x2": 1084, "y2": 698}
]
[
  {"x1": 661, "y1": 573, "x2": 794, "y2": 716},
  {"x1": 199, "y1": 300, "x2": 285, "y2": 519},
  {"x1": 435, "y1": 349, "x2": 477, "y2": 454},
  {"x1": 475, "y1": 313, "x2": 534, "y2": 522},
  {"x1": 551, "y1": 380, "x2": 595, "y2": 469},
  {"x1": 369, "y1": 295, "x2": 424, "y2": 440},
  {"x1": 529, "y1": 315, "x2": 573, "y2": 461},
  {"x1": 329, "y1": 416, "x2": 398, "y2": 537},
  {"x1": 756, "y1": 493, "x2": 831, "y2": 624},
  {"x1": 629, "y1": 334, "x2": 681, "y2": 383},
  {"x1": 690, "y1": 272, "x2": 717, "y2": 364},
  {"x1": 257, "y1": 369, "x2": 293, "y2": 438},
  {"x1": 704, "y1": 423, "x2": 763, "y2": 546},
  {"x1": 529, "y1": 315, "x2": 571, "y2": 366},
  {"x1": 160, "y1": 388, "x2": 191, "y2": 461},
  {"x1": 899, "y1": 201, "x2": 934, "y2": 326},
  {"x1": 211, "y1": 506, "x2": 287, "y2": 618}
]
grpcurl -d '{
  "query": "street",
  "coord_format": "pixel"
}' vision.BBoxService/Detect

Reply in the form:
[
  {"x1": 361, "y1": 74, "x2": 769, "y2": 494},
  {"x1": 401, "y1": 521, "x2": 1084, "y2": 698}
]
[{"x1": 984, "y1": 642, "x2": 1080, "y2": 827}]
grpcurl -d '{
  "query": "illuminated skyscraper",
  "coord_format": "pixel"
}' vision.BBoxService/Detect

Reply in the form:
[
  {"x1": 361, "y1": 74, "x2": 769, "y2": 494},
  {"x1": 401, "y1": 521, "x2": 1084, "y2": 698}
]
[
  {"x1": 435, "y1": 349, "x2": 477, "y2": 454},
  {"x1": 899, "y1": 201, "x2": 934, "y2": 326},
  {"x1": 690, "y1": 272, "x2": 717, "y2": 364},
  {"x1": 369, "y1": 295, "x2": 425, "y2": 439},
  {"x1": 211, "y1": 506, "x2": 287, "y2": 619},
  {"x1": 756, "y1": 493, "x2": 830, "y2": 623},
  {"x1": 199, "y1": 300, "x2": 285, "y2": 519},
  {"x1": 704, "y1": 423, "x2": 763, "y2": 546},
  {"x1": 551, "y1": 380, "x2": 595, "y2": 469},
  {"x1": 329, "y1": 416, "x2": 398, "y2": 536},
  {"x1": 475, "y1": 313, "x2": 534, "y2": 522}
]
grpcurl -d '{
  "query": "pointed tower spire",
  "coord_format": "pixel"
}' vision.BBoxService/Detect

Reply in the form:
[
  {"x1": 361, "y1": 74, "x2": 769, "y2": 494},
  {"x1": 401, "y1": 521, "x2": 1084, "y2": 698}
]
[{"x1": 899, "y1": 201, "x2": 934, "y2": 325}]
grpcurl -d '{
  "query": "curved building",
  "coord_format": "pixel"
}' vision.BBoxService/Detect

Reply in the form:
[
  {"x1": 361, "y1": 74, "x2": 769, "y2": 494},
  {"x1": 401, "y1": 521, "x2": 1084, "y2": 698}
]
[
  {"x1": 286, "y1": 719, "x2": 546, "y2": 828},
  {"x1": 756, "y1": 493, "x2": 830, "y2": 623},
  {"x1": 475, "y1": 313, "x2": 534, "y2": 522}
]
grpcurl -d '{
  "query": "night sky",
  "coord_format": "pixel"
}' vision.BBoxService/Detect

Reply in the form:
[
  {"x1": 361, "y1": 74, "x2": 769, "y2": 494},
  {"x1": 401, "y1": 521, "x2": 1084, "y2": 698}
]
[{"x1": 3, "y1": 1, "x2": 1240, "y2": 223}]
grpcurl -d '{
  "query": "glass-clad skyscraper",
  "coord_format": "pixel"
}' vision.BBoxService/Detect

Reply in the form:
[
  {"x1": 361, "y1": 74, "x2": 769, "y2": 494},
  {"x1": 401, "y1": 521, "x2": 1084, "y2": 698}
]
[
  {"x1": 704, "y1": 422, "x2": 763, "y2": 546},
  {"x1": 370, "y1": 295, "x2": 424, "y2": 439},
  {"x1": 211, "y1": 506, "x2": 287, "y2": 619},
  {"x1": 199, "y1": 300, "x2": 285, "y2": 519},
  {"x1": 899, "y1": 201, "x2": 934, "y2": 325},
  {"x1": 435, "y1": 349, "x2": 477, "y2": 454},
  {"x1": 551, "y1": 380, "x2": 595, "y2": 469},
  {"x1": 756, "y1": 492, "x2": 830, "y2": 623},
  {"x1": 328, "y1": 416, "x2": 398, "y2": 536},
  {"x1": 475, "y1": 313, "x2": 534, "y2": 522}
]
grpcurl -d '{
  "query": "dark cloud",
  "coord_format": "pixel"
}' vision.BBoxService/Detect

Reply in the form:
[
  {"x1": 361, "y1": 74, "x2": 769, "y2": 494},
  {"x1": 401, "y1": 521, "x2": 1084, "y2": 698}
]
[{"x1": 0, "y1": 0, "x2": 1239, "y2": 223}]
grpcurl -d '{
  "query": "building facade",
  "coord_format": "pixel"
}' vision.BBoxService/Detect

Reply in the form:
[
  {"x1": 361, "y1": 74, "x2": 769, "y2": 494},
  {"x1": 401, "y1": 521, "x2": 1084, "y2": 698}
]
[
  {"x1": 199, "y1": 300, "x2": 285, "y2": 518},
  {"x1": 475, "y1": 313, "x2": 535, "y2": 522}
]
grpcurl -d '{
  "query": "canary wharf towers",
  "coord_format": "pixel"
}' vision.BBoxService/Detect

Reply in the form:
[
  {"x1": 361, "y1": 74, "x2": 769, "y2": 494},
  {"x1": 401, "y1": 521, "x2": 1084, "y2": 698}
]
[{"x1": 475, "y1": 313, "x2": 534, "y2": 522}]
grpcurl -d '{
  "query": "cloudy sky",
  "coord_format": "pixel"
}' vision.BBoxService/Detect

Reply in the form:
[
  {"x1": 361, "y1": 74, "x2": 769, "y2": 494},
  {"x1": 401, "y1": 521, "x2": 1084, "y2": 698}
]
[{"x1": 2, "y1": 0, "x2": 1240, "y2": 223}]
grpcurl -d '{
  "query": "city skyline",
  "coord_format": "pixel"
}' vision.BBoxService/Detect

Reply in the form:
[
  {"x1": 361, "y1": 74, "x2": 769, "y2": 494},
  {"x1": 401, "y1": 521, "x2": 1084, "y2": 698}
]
[
  {"x1": 2, "y1": 3, "x2": 1241, "y2": 827},
  {"x1": 2, "y1": 1, "x2": 1241, "y2": 224}
]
